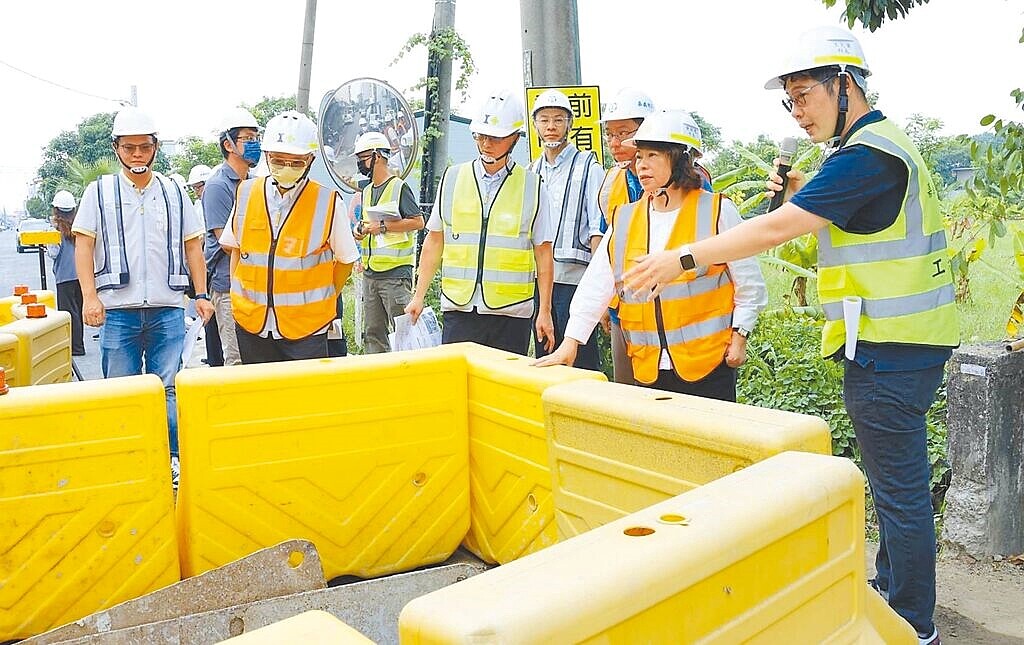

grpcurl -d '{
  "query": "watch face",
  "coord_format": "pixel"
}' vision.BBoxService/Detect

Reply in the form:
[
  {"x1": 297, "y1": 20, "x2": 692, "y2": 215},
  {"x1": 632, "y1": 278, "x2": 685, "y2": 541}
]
[{"x1": 680, "y1": 253, "x2": 696, "y2": 271}]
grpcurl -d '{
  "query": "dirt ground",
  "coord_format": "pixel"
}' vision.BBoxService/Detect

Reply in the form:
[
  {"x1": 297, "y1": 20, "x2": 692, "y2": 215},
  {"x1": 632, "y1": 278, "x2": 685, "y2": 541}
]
[{"x1": 866, "y1": 543, "x2": 1024, "y2": 643}]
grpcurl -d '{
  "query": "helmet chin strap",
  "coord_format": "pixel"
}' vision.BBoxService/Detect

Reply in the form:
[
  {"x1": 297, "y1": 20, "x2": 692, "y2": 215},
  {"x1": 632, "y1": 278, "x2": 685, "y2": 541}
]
[
  {"x1": 478, "y1": 136, "x2": 518, "y2": 169},
  {"x1": 824, "y1": 71, "x2": 851, "y2": 151}
]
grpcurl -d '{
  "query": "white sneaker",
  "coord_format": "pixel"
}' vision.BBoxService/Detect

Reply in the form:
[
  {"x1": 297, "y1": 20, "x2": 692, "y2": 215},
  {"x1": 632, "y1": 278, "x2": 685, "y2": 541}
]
[
  {"x1": 918, "y1": 628, "x2": 939, "y2": 645},
  {"x1": 171, "y1": 456, "x2": 180, "y2": 489}
]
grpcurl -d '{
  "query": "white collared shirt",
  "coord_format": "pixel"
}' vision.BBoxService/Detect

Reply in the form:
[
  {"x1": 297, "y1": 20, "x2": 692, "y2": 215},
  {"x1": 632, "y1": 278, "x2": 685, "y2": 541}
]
[
  {"x1": 73, "y1": 171, "x2": 204, "y2": 309},
  {"x1": 427, "y1": 160, "x2": 556, "y2": 318}
]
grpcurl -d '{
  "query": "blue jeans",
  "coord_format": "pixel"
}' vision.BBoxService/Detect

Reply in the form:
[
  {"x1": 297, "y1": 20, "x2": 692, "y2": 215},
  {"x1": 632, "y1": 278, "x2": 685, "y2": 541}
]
[
  {"x1": 100, "y1": 307, "x2": 185, "y2": 457},
  {"x1": 844, "y1": 359, "x2": 944, "y2": 637}
]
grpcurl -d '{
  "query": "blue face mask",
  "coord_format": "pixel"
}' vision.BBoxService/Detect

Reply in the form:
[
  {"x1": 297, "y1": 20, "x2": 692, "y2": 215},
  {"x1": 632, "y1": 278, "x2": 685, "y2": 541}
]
[{"x1": 241, "y1": 140, "x2": 262, "y2": 167}]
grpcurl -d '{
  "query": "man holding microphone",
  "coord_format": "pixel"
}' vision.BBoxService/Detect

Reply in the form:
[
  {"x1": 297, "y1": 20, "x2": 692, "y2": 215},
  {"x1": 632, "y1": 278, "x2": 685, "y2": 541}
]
[{"x1": 622, "y1": 27, "x2": 957, "y2": 645}]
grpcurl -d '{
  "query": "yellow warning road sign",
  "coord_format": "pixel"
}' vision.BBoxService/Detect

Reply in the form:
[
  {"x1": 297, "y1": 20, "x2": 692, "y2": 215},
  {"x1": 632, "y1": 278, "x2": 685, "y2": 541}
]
[{"x1": 525, "y1": 86, "x2": 604, "y2": 165}]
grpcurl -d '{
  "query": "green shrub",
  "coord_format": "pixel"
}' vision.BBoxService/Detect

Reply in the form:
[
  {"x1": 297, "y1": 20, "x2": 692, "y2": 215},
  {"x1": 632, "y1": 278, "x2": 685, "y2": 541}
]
[{"x1": 737, "y1": 309, "x2": 950, "y2": 493}]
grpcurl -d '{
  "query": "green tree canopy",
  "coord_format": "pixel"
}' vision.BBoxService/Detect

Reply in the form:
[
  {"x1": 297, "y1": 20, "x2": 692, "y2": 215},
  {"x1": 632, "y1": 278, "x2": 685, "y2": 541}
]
[
  {"x1": 241, "y1": 95, "x2": 311, "y2": 127},
  {"x1": 169, "y1": 137, "x2": 222, "y2": 178},
  {"x1": 823, "y1": 0, "x2": 931, "y2": 31}
]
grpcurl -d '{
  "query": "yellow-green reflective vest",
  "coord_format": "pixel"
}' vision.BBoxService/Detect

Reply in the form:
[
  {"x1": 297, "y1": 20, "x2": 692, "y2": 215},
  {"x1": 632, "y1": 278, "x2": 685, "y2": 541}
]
[
  {"x1": 360, "y1": 176, "x2": 414, "y2": 272},
  {"x1": 816, "y1": 118, "x2": 960, "y2": 357},
  {"x1": 439, "y1": 162, "x2": 540, "y2": 309}
]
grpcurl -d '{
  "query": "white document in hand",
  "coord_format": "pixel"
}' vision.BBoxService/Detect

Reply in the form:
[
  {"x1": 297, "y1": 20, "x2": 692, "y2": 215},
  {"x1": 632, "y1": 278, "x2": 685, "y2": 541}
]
[
  {"x1": 181, "y1": 316, "x2": 205, "y2": 367},
  {"x1": 391, "y1": 306, "x2": 442, "y2": 351}
]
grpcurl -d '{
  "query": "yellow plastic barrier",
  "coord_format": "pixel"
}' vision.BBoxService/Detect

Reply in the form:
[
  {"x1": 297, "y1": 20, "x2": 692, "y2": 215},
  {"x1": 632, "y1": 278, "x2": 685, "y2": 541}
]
[
  {"x1": 399, "y1": 452, "x2": 915, "y2": 644},
  {"x1": 0, "y1": 290, "x2": 56, "y2": 325},
  {"x1": 176, "y1": 349, "x2": 470, "y2": 580},
  {"x1": 0, "y1": 332, "x2": 17, "y2": 386},
  {"x1": 0, "y1": 375, "x2": 180, "y2": 641},
  {"x1": 450, "y1": 342, "x2": 605, "y2": 564},
  {"x1": 220, "y1": 610, "x2": 374, "y2": 644},
  {"x1": 0, "y1": 309, "x2": 72, "y2": 386},
  {"x1": 542, "y1": 380, "x2": 831, "y2": 538},
  {"x1": 19, "y1": 229, "x2": 62, "y2": 246}
]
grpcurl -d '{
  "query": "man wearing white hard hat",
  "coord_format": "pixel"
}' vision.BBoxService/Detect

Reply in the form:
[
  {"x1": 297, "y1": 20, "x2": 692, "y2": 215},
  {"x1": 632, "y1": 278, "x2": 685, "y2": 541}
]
[
  {"x1": 47, "y1": 190, "x2": 85, "y2": 355},
  {"x1": 406, "y1": 90, "x2": 556, "y2": 355},
  {"x1": 351, "y1": 131, "x2": 424, "y2": 354},
  {"x1": 528, "y1": 88, "x2": 605, "y2": 371},
  {"x1": 622, "y1": 27, "x2": 957, "y2": 644},
  {"x1": 536, "y1": 110, "x2": 766, "y2": 404},
  {"x1": 73, "y1": 106, "x2": 214, "y2": 485},
  {"x1": 202, "y1": 107, "x2": 261, "y2": 366},
  {"x1": 219, "y1": 110, "x2": 359, "y2": 363}
]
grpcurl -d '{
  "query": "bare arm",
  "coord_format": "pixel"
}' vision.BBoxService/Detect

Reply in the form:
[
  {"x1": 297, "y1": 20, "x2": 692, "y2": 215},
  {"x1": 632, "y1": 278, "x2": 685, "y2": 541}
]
[
  {"x1": 533, "y1": 242, "x2": 555, "y2": 352},
  {"x1": 405, "y1": 230, "x2": 444, "y2": 323},
  {"x1": 184, "y1": 236, "x2": 214, "y2": 322},
  {"x1": 75, "y1": 234, "x2": 104, "y2": 326}
]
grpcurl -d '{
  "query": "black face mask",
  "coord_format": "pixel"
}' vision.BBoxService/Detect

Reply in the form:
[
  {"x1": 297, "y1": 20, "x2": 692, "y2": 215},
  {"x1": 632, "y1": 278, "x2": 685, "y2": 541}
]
[{"x1": 356, "y1": 152, "x2": 375, "y2": 177}]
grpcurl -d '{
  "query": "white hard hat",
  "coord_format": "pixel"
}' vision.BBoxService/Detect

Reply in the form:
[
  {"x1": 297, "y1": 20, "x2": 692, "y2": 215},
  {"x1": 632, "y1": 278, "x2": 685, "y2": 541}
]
[
  {"x1": 111, "y1": 107, "x2": 158, "y2": 138},
  {"x1": 470, "y1": 90, "x2": 525, "y2": 138},
  {"x1": 764, "y1": 25, "x2": 871, "y2": 90},
  {"x1": 219, "y1": 107, "x2": 259, "y2": 133},
  {"x1": 168, "y1": 173, "x2": 187, "y2": 187},
  {"x1": 187, "y1": 164, "x2": 213, "y2": 186},
  {"x1": 359, "y1": 117, "x2": 367, "y2": 126},
  {"x1": 601, "y1": 88, "x2": 656, "y2": 123},
  {"x1": 353, "y1": 131, "x2": 391, "y2": 155},
  {"x1": 531, "y1": 89, "x2": 572, "y2": 118},
  {"x1": 626, "y1": 110, "x2": 703, "y2": 155},
  {"x1": 51, "y1": 190, "x2": 76, "y2": 211},
  {"x1": 262, "y1": 111, "x2": 318, "y2": 155},
  {"x1": 400, "y1": 131, "x2": 414, "y2": 148}
]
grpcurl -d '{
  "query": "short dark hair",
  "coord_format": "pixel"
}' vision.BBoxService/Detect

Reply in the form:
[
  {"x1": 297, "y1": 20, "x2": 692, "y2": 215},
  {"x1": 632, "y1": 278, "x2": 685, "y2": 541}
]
[{"x1": 636, "y1": 141, "x2": 703, "y2": 192}]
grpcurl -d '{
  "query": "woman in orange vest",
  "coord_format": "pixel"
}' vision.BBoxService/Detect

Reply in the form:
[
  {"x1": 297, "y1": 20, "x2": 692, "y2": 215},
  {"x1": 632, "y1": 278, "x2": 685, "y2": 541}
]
[{"x1": 535, "y1": 110, "x2": 766, "y2": 401}]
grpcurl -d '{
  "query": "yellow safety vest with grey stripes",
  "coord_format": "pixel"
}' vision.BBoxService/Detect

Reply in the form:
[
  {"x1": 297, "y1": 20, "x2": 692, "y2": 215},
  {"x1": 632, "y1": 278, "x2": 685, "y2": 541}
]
[
  {"x1": 439, "y1": 161, "x2": 540, "y2": 309},
  {"x1": 231, "y1": 177, "x2": 338, "y2": 340},
  {"x1": 816, "y1": 118, "x2": 960, "y2": 357},
  {"x1": 360, "y1": 176, "x2": 414, "y2": 272}
]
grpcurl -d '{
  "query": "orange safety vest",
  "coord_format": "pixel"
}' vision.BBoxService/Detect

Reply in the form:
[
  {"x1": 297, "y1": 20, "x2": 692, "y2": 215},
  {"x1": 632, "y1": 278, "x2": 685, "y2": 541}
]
[
  {"x1": 608, "y1": 190, "x2": 735, "y2": 384},
  {"x1": 597, "y1": 166, "x2": 633, "y2": 226},
  {"x1": 231, "y1": 178, "x2": 338, "y2": 340}
]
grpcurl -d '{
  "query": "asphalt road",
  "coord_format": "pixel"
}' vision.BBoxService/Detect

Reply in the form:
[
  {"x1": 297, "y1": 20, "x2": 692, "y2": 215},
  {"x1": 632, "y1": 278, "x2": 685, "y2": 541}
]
[{"x1": 0, "y1": 228, "x2": 208, "y2": 381}]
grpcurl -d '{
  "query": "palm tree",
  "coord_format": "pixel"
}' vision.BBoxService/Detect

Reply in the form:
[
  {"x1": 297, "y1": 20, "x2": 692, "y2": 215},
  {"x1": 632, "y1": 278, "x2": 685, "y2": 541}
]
[{"x1": 65, "y1": 157, "x2": 120, "y2": 197}]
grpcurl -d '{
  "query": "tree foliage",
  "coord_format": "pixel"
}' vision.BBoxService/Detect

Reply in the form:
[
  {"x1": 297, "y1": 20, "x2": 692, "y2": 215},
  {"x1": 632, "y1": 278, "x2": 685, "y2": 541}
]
[
  {"x1": 241, "y1": 95, "x2": 306, "y2": 127},
  {"x1": 169, "y1": 137, "x2": 222, "y2": 178},
  {"x1": 823, "y1": 0, "x2": 932, "y2": 31}
]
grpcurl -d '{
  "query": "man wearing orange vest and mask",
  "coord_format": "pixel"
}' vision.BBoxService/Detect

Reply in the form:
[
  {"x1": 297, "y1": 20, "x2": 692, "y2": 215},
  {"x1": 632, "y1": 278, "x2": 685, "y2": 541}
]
[
  {"x1": 536, "y1": 110, "x2": 766, "y2": 401},
  {"x1": 219, "y1": 111, "x2": 359, "y2": 363}
]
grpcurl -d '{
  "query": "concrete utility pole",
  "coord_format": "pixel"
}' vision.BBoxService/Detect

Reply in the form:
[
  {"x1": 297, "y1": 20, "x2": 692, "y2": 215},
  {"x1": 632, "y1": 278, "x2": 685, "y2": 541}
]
[
  {"x1": 296, "y1": 0, "x2": 317, "y2": 115},
  {"x1": 520, "y1": 0, "x2": 581, "y2": 87},
  {"x1": 419, "y1": 0, "x2": 456, "y2": 215}
]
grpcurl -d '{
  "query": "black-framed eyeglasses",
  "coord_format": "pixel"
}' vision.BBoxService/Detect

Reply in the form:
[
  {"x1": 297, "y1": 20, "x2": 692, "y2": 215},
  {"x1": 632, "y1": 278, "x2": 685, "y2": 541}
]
[
  {"x1": 781, "y1": 75, "x2": 836, "y2": 113},
  {"x1": 604, "y1": 126, "x2": 639, "y2": 143}
]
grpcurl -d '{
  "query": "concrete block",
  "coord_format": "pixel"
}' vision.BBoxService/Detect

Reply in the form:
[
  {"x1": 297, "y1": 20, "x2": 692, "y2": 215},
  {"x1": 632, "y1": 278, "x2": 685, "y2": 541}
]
[{"x1": 943, "y1": 343, "x2": 1024, "y2": 558}]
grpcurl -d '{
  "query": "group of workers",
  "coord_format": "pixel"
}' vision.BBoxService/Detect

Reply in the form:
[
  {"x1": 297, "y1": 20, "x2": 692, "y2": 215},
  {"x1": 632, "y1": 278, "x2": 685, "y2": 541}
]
[{"x1": 43, "y1": 24, "x2": 953, "y2": 645}]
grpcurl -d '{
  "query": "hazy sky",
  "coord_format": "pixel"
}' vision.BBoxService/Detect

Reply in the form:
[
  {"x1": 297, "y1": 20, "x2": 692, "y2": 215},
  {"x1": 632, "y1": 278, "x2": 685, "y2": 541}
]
[{"x1": 1, "y1": 0, "x2": 1021, "y2": 211}]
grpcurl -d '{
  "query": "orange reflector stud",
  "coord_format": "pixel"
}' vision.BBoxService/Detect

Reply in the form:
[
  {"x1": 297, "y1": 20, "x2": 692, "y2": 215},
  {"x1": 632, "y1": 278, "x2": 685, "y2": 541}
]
[
  {"x1": 0, "y1": 367, "x2": 8, "y2": 394},
  {"x1": 13, "y1": 285, "x2": 28, "y2": 296},
  {"x1": 20, "y1": 294, "x2": 38, "y2": 305},
  {"x1": 26, "y1": 304, "x2": 46, "y2": 319}
]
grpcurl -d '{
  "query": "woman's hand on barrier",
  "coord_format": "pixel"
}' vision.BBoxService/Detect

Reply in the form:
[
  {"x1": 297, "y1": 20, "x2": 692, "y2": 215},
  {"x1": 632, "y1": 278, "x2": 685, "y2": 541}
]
[{"x1": 533, "y1": 338, "x2": 578, "y2": 368}]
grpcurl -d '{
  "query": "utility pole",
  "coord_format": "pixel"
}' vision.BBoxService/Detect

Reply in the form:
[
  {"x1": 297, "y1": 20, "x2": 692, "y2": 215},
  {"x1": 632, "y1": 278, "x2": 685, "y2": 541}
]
[
  {"x1": 418, "y1": 0, "x2": 456, "y2": 216},
  {"x1": 296, "y1": 0, "x2": 317, "y2": 115},
  {"x1": 520, "y1": 0, "x2": 581, "y2": 87}
]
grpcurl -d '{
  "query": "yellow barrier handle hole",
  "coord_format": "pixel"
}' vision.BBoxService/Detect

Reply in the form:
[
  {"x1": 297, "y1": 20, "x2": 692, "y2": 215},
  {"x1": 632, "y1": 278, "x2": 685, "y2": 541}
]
[
  {"x1": 653, "y1": 396, "x2": 673, "y2": 401},
  {"x1": 657, "y1": 514, "x2": 689, "y2": 526},
  {"x1": 288, "y1": 550, "x2": 305, "y2": 568},
  {"x1": 623, "y1": 526, "x2": 655, "y2": 537},
  {"x1": 526, "y1": 493, "x2": 538, "y2": 512},
  {"x1": 505, "y1": 356, "x2": 521, "y2": 361},
  {"x1": 412, "y1": 472, "x2": 428, "y2": 487}
]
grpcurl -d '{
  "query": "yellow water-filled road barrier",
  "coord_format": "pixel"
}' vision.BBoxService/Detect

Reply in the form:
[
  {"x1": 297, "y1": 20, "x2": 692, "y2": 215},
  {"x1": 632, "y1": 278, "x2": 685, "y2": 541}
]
[
  {"x1": 0, "y1": 376, "x2": 180, "y2": 641},
  {"x1": 19, "y1": 229, "x2": 62, "y2": 246},
  {"x1": 0, "y1": 332, "x2": 17, "y2": 385},
  {"x1": 176, "y1": 349, "x2": 470, "y2": 580},
  {"x1": 543, "y1": 380, "x2": 831, "y2": 538},
  {"x1": 0, "y1": 289, "x2": 56, "y2": 325},
  {"x1": 450, "y1": 343, "x2": 606, "y2": 564},
  {"x1": 0, "y1": 309, "x2": 72, "y2": 386},
  {"x1": 399, "y1": 452, "x2": 916, "y2": 644},
  {"x1": 219, "y1": 610, "x2": 375, "y2": 644}
]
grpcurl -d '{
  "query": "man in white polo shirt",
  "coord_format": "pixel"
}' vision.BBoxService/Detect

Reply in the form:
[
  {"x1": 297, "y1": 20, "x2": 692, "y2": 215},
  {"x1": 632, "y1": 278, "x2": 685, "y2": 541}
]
[{"x1": 73, "y1": 107, "x2": 213, "y2": 484}]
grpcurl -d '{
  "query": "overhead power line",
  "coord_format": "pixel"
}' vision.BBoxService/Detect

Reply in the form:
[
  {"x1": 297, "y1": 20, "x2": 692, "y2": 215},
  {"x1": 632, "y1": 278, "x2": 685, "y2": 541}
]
[{"x1": 0, "y1": 58, "x2": 126, "y2": 104}]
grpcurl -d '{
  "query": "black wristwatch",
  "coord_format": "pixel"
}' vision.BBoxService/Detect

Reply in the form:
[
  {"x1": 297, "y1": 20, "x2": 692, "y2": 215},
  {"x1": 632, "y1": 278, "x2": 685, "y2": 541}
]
[
  {"x1": 194, "y1": 293, "x2": 210, "y2": 301},
  {"x1": 679, "y1": 246, "x2": 697, "y2": 271},
  {"x1": 380, "y1": 222, "x2": 388, "y2": 234},
  {"x1": 732, "y1": 326, "x2": 750, "y2": 338}
]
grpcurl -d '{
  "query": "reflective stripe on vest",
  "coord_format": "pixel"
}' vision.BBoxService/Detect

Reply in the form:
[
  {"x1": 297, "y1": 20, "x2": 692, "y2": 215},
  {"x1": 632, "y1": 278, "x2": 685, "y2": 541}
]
[
  {"x1": 360, "y1": 176, "x2": 415, "y2": 271},
  {"x1": 93, "y1": 173, "x2": 189, "y2": 292},
  {"x1": 598, "y1": 166, "x2": 632, "y2": 226},
  {"x1": 438, "y1": 162, "x2": 539, "y2": 309},
  {"x1": 531, "y1": 148, "x2": 598, "y2": 266},
  {"x1": 608, "y1": 191, "x2": 735, "y2": 384},
  {"x1": 231, "y1": 177, "x2": 338, "y2": 340},
  {"x1": 815, "y1": 118, "x2": 959, "y2": 356}
]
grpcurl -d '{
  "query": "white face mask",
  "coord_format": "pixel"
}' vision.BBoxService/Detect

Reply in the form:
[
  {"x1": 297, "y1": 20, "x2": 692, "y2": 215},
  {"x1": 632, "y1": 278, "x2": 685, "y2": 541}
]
[{"x1": 269, "y1": 163, "x2": 307, "y2": 189}]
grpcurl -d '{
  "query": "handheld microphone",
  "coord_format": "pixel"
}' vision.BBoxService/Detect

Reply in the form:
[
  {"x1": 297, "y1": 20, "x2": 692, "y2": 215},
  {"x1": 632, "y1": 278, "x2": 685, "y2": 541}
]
[{"x1": 768, "y1": 137, "x2": 798, "y2": 212}]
